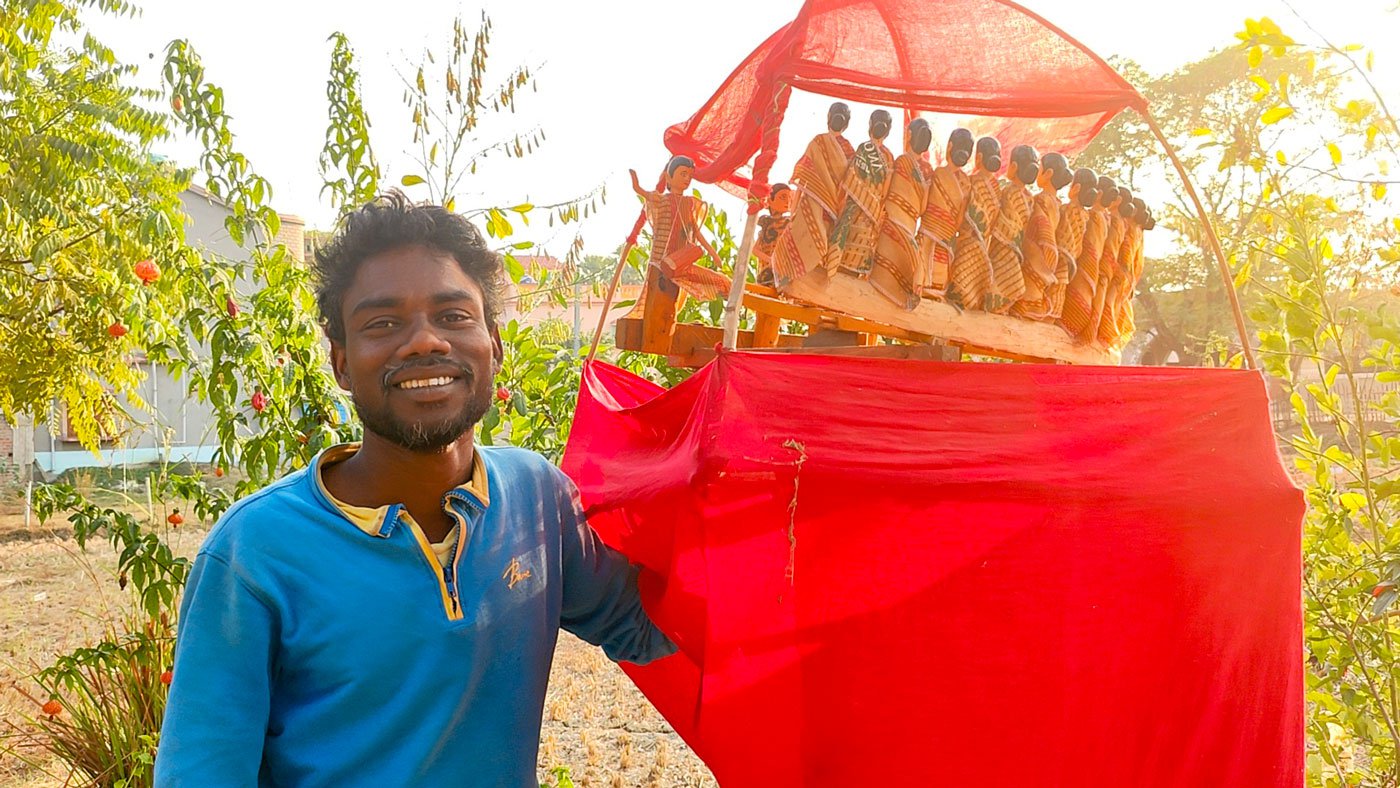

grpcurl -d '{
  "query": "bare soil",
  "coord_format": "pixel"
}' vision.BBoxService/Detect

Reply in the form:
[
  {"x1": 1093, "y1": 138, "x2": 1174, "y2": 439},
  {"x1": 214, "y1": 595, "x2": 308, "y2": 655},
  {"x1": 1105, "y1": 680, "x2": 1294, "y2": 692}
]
[{"x1": 0, "y1": 506, "x2": 715, "y2": 787}]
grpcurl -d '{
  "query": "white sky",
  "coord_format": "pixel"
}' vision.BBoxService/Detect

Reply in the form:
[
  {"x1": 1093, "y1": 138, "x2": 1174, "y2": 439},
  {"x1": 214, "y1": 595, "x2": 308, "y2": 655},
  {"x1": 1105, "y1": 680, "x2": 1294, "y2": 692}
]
[{"x1": 88, "y1": 0, "x2": 1400, "y2": 256}]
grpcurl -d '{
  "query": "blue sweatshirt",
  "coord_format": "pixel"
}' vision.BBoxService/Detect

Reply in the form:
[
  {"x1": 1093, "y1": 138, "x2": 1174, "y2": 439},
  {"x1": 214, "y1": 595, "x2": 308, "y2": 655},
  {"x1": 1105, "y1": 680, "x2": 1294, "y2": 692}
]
[{"x1": 154, "y1": 444, "x2": 674, "y2": 787}]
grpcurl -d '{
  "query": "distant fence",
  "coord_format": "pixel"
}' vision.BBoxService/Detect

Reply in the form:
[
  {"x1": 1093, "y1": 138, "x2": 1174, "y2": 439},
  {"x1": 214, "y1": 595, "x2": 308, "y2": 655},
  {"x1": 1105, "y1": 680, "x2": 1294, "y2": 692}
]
[{"x1": 1271, "y1": 371, "x2": 1399, "y2": 429}]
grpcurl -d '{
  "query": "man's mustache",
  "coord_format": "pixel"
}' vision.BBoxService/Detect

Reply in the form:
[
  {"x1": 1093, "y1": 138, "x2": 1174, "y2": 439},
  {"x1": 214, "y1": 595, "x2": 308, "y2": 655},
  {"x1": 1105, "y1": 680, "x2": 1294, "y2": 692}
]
[{"x1": 380, "y1": 358, "x2": 473, "y2": 392}]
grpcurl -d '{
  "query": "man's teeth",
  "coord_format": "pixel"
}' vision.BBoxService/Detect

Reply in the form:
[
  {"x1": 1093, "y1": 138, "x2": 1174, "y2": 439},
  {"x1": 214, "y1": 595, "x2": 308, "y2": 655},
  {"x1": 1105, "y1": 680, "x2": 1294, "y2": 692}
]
[{"x1": 397, "y1": 376, "x2": 455, "y2": 390}]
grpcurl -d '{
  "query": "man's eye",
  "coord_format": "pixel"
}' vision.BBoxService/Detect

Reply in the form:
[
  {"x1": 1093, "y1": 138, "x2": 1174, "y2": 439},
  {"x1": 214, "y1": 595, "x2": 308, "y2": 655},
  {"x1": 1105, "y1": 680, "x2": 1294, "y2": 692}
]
[
  {"x1": 365, "y1": 319, "x2": 397, "y2": 330},
  {"x1": 442, "y1": 312, "x2": 472, "y2": 323}
]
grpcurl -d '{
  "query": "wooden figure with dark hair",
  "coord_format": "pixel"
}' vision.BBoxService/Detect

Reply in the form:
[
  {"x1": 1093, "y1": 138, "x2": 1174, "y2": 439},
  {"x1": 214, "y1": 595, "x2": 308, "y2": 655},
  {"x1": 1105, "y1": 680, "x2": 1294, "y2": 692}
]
[
  {"x1": 829, "y1": 109, "x2": 895, "y2": 277},
  {"x1": 918, "y1": 128, "x2": 974, "y2": 299},
  {"x1": 984, "y1": 144, "x2": 1039, "y2": 313},
  {"x1": 754, "y1": 183, "x2": 793, "y2": 285},
  {"x1": 771, "y1": 102, "x2": 855, "y2": 288},
  {"x1": 869, "y1": 118, "x2": 935, "y2": 310},
  {"x1": 1013, "y1": 151, "x2": 1073, "y2": 320},
  {"x1": 947, "y1": 136, "x2": 1002, "y2": 311}
]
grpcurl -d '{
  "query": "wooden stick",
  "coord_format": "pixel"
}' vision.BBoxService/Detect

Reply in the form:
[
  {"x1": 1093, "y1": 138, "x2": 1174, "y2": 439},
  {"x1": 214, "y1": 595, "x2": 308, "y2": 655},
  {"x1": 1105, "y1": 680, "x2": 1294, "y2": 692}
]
[
  {"x1": 585, "y1": 240, "x2": 635, "y2": 364},
  {"x1": 722, "y1": 210, "x2": 761, "y2": 350},
  {"x1": 1143, "y1": 110, "x2": 1258, "y2": 370}
]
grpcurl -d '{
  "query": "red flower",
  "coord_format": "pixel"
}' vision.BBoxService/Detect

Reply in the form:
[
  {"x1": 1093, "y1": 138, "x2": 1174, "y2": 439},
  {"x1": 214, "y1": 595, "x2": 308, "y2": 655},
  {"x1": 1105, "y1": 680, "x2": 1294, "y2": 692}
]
[
  {"x1": 107, "y1": 321, "x2": 128, "y2": 338},
  {"x1": 251, "y1": 391, "x2": 268, "y2": 413},
  {"x1": 133, "y1": 258, "x2": 160, "y2": 285},
  {"x1": 41, "y1": 700, "x2": 62, "y2": 717},
  {"x1": 167, "y1": 511, "x2": 184, "y2": 527},
  {"x1": 171, "y1": 95, "x2": 183, "y2": 113},
  {"x1": 160, "y1": 670, "x2": 173, "y2": 686},
  {"x1": 226, "y1": 298, "x2": 240, "y2": 318},
  {"x1": 213, "y1": 467, "x2": 225, "y2": 478},
  {"x1": 496, "y1": 386, "x2": 511, "y2": 402}
]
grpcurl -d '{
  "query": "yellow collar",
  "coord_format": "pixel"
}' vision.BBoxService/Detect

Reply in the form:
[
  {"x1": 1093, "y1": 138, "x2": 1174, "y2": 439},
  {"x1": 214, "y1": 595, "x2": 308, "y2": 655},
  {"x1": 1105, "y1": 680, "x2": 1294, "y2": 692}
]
[{"x1": 315, "y1": 443, "x2": 490, "y2": 537}]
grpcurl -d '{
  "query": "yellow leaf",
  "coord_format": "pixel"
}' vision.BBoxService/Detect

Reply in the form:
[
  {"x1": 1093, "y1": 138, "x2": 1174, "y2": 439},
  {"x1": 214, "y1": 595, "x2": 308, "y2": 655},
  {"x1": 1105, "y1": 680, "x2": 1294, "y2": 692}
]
[
  {"x1": 1248, "y1": 46, "x2": 1263, "y2": 69},
  {"x1": 1327, "y1": 143, "x2": 1343, "y2": 165},
  {"x1": 1234, "y1": 260, "x2": 1252, "y2": 289},
  {"x1": 1276, "y1": 150, "x2": 1288, "y2": 166},
  {"x1": 1250, "y1": 75, "x2": 1272, "y2": 94},
  {"x1": 1339, "y1": 492, "x2": 1367, "y2": 511},
  {"x1": 1391, "y1": 218, "x2": 1400, "y2": 233},
  {"x1": 1367, "y1": 50, "x2": 1375, "y2": 72},
  {"x1": 1261, "y1": 106, "x2": 1293, "y2": 124},
  {"x1": 444, "y1": 197, "x2": 456, "y2": 212},
  {"x1": 1372, "y1": 182, "x2": 1388, "y2": 200},
  {"x1": 1325, "y1": 197, "x2": 1340, "y2": 212},
  {"x1": 1343, "y1": 43, "x2": 1364, "y2": 52},
  {"x1": 1245, "y1": 18, "x2": 1262, "y2": 37},
  {"x1": 1190, "y1": 127, "x2": 1213, "y2": 137}
]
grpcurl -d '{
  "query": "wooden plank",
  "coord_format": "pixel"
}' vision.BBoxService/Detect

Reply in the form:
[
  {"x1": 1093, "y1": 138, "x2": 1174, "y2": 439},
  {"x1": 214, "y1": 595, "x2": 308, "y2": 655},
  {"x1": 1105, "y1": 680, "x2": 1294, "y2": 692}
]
[
  {"x1": 780, "y1": 270, "x2": 1120, "y2": 366},
  {"x1": 742, "y1": 289, "x2": 936, "y2": 345},
  {"x1": 616, "y1": 318, "x2": 805, "y2": 367}
]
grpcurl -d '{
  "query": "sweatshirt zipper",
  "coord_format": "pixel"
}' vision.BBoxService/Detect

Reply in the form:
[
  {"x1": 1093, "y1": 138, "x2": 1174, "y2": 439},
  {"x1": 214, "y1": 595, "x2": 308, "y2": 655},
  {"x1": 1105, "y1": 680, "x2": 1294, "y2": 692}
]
[{"x1": 394, "y1": 505, "x2": 466, "y2": 622}]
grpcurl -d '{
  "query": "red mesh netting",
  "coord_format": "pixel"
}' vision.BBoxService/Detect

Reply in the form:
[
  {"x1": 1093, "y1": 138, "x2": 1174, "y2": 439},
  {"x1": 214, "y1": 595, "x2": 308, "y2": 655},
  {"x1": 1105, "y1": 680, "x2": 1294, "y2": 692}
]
[{"x1": 664, "y1": 0, "x2": 1147, "y2": 194}]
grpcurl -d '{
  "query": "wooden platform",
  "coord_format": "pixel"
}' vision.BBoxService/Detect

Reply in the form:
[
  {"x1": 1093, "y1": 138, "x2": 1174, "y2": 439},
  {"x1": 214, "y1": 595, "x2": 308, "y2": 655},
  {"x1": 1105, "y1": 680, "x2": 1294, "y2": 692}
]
[
  {"x1": 613, "y1": 266, "x2": 1120, "y2": 368},
  {"x1": 779, "y1": 270, "x2": 1119, "y2": 366}
]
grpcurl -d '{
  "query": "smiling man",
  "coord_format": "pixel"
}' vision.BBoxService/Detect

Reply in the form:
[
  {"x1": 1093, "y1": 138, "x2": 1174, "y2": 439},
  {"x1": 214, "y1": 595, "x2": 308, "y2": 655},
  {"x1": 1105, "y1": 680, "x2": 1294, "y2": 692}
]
[{"x1": 154, "y1": 191, "x2": 675, "y2": 787}]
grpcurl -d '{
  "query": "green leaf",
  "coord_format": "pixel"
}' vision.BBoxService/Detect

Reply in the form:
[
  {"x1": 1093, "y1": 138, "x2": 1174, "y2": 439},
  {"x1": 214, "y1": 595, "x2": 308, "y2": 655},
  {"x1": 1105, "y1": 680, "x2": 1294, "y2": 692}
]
[
  {"x1": 400, "y1": 174, "x2": 426, "y2": 186},
  {"x1": 1261, "y1": 106, "x2": 1293, "y2": 125}
]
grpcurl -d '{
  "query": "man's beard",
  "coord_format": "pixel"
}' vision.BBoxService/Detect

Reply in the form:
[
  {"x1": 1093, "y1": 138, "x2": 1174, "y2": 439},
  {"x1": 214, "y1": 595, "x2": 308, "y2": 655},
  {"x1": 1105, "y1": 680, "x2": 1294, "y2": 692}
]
[{"x1": 352, "y1": 365, "x2": 492, "y2": 452}]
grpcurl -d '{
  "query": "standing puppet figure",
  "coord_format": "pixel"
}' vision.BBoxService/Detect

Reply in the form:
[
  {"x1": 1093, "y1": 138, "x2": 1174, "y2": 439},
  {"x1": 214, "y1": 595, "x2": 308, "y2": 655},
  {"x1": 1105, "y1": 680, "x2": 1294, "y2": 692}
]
[
  {"x1": 918, "y1": 128, "x2": 974, "y2": 299},
  {"x1": 947, "y1": 136, "x2": 1002, "y2": 311},
  {"x1": 1090, "y1": 181, "x2": 1132, "y2": 345},
  {"x1": 1049, "y1": 167, "x2": 1093, "y2": 321},
  {"x1": 869, "y1": 118, "x2": 934, "y2": 310},
  {"x1": 629, "y1": 156, "x2": 729, "y2": 300},
  {"x1": 1060, "y1": 169, "x2": 1105, "y2": 341},
  {"x1": 754, "y1": 183, "x2": 793, "y2": 286},
  {"x1": 829, "y1": 110, "x2": 895, "y2": 277},
  {"x1": 1012, "y1": 152, "x2": 1071, "y2": 319},
  {"x1": 771, "y1": 103, "x2": 855, "y2": 288},
  {"x1": 984, "y1": 144, "x2": 1039, "y2": 313},
  {"x1": 1109, "y1": 196, "x2": 1151, "y2": 347}
]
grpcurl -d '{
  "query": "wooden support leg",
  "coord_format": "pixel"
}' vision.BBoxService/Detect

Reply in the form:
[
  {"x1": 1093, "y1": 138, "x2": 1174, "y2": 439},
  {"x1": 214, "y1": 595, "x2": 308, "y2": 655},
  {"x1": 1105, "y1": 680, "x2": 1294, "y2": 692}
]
[
  {"x1": 638, "y1": 265, "x2": 681, "y2": 356},
  {"x1": 752, "y1": 313, "x2": 781, "y2": 348}
]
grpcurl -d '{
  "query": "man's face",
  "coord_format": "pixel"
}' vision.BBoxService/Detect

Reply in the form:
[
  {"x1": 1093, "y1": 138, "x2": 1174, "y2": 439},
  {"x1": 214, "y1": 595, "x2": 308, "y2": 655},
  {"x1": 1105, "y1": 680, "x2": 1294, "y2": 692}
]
[{"x1": 330, "y1": 245, "x2": 503, "y2": 452}]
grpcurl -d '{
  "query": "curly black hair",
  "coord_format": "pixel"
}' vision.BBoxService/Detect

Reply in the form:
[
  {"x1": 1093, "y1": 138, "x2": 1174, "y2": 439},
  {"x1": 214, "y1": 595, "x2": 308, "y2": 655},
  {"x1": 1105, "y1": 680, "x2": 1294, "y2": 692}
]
[{"x1": 313, "y1": 190, "x2": 503, "y2": 343}]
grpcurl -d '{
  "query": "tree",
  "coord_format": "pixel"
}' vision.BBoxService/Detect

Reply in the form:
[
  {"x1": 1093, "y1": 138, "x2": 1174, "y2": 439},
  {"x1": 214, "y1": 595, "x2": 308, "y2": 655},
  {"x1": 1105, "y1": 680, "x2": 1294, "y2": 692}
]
[
  {"x1": 0, "y1": 0, "x2": 192, "y2": 446},
  {"x1": 1078, "y1": 42, "x2": 1360, "y2": 365},
  {"x1": 1221, "y1": 13, "x2": 1400, "y2": 787}
]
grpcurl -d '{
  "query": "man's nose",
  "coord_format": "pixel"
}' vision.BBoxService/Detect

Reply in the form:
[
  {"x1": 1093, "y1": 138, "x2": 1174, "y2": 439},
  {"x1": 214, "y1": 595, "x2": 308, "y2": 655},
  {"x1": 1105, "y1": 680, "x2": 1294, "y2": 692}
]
[{"x1": 398, "y1": 316, "x2": 452, "y2": 358}]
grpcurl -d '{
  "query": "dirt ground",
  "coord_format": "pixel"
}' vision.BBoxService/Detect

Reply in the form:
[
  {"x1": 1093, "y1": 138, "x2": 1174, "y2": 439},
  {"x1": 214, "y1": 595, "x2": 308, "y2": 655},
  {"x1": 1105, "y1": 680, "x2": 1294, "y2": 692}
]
[{"x1": 0, "y1": 507, "x2": 715, "y2": 787}]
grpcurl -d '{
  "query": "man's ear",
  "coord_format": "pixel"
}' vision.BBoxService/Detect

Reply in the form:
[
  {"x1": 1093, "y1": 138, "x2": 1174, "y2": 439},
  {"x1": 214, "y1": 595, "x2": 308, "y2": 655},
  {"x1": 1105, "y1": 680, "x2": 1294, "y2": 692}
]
[
  {"x1": 329, "y1": 338, "x2": 352, "y2": 391},
  {"x1": 490, "y1": 324, "x2": 504, "y2": 376}
]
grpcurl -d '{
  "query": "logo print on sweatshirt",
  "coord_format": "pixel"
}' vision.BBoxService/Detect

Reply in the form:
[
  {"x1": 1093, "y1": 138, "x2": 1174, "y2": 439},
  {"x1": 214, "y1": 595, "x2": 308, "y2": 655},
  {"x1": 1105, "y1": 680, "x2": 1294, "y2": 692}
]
[{"x1": 502, "y1": 557, "x2": 532, "y2": 590}]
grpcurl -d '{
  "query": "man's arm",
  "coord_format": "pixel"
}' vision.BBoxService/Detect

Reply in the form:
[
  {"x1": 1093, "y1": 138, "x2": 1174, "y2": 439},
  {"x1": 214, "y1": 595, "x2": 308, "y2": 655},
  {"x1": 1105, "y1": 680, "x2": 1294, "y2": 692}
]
[
  {"x1": 555, "y1": 473, "x2": 677, "y2": 665},
  {"x1": 154, "y1": 551, "x2": 276, "y2": 787}
]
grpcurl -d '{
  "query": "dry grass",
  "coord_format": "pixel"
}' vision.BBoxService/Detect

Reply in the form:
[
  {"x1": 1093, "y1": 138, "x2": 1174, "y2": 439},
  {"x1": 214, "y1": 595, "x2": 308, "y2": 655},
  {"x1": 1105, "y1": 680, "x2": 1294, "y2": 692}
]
[{"x1": 0, "y1": 505, "x2": 714, "y2": 787}]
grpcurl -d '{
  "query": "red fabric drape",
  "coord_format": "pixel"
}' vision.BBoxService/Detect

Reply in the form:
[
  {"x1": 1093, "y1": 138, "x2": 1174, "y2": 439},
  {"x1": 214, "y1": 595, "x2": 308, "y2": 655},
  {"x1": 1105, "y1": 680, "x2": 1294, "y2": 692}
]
[
  {"x1": 562, "y1": 352, "x2": 1304, "y2": 787},
  {"x1": 665, "y1": 0, "x2": 1147, "y2": 195}
]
